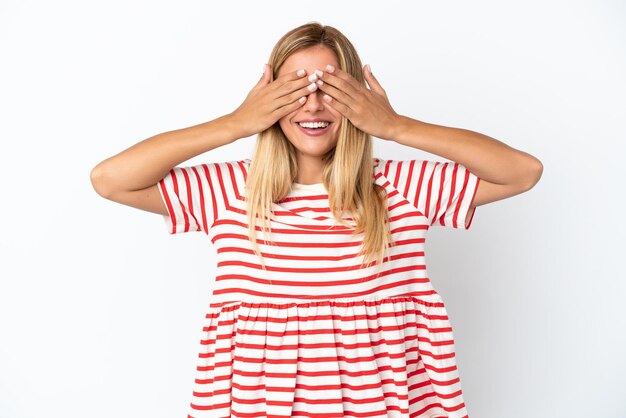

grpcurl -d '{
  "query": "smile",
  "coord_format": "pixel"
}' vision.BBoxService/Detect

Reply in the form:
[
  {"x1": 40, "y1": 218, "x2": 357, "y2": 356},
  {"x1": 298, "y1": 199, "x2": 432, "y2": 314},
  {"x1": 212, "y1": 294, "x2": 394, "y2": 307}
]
[{"x1": 296, "y1": 122, "x2": 332, "y2": 137}]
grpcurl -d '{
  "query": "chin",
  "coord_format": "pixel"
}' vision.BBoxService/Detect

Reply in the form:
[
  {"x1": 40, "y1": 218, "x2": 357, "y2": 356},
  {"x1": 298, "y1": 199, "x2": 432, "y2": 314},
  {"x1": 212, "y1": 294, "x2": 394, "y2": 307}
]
[{"x1": 295, "y1": 145, "x2": 337, "y2": 157}]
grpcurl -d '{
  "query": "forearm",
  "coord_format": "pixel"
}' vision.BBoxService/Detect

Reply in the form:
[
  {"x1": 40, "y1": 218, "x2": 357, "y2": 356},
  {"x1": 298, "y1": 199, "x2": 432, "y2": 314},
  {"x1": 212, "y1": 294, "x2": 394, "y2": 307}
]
[
  {"x1": 91, "y1": 113, "x2": 244, "y2": 194},
  {"x1": 391, "y1": 115, "x2": 542, "y2": 187}
]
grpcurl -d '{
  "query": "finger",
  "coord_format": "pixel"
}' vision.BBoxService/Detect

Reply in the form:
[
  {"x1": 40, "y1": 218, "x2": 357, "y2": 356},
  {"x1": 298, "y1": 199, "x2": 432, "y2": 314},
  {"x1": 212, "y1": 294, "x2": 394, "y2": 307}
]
[
  {"x1": 273, "y1": 94, "x2": 308, "y2": 119},
  {"x1": 270, "y1": 68, "x2": 308, "y2": 93},
  {"x1": 318, "y1": 65, "x2": 361, "y2": 98},
  {"x1": 363, "y1": 64, "x2": 387, "y2": 96},
  {"x1": 276, "y1": 80, "x2": 319, "y2": 108},
  {"x1": 315, "y1": 78, "x2": 354, "y2": 108},
  {"x1": 320, "y1": 92, "x2": 351, "y2": 118},
  {"x1": 276, "y1": 72, "x2": 318, "y2": 101},
  {"x1": 254, "y1": 63, "x2": 272, "y2": 89}
]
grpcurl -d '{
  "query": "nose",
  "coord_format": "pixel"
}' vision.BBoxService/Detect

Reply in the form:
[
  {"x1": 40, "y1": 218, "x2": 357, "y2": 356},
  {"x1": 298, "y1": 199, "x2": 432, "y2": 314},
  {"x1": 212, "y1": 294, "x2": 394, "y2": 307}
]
[{"x1": 304, "y1": 88, "x2": 325, "y2": 111}]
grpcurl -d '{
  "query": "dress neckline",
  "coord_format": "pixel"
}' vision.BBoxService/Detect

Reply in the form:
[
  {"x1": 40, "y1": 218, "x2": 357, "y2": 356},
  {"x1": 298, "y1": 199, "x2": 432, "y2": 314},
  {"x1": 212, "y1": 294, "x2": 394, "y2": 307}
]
[
  {"x1": 241, "y1": 158, "x2": 392, "y2": 226},
  {"x1": 292, "y1": 182, "x2": 326, "y2": 191}
]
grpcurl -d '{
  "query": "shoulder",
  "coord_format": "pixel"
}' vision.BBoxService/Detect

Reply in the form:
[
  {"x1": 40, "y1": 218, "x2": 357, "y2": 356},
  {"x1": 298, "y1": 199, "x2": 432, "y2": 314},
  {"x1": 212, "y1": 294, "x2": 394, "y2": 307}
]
[
  {"x1": 209, "y1": 159, "x2": 250, "y2": 174},
  {"x1": 182, "y1": 160, "x2": 249, "y2": 189},
  {"x1": 373, "y1": 157, "x2": 424, "y2": 174}
]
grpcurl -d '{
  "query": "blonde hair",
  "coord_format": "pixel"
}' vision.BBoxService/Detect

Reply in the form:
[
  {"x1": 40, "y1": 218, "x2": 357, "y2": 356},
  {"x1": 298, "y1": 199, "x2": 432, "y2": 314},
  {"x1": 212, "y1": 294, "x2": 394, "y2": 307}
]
[{"x1": 245, "y1": 22, "x2": 394, "y2": 279}]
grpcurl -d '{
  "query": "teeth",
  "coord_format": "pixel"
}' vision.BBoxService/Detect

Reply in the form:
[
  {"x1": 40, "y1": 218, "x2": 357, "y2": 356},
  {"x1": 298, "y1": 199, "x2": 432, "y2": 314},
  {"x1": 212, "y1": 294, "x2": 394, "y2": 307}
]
[{"x1": 298, "y1": 121, "x2": 330, "y2": 129}]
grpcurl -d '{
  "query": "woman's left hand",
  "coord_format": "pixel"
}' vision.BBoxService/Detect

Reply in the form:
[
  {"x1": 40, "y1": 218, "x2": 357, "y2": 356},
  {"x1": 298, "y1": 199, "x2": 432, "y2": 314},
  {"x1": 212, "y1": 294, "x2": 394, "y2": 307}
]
[{"x1": 315, "y1": 64, "x2": 401, "y2": 141}]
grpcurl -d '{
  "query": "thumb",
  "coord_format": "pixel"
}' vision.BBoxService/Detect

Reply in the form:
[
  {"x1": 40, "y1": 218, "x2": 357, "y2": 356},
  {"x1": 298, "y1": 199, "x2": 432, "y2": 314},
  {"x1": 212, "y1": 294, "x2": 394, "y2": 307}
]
[
  {"x1": 256, "y1": 63, "x2": 271, "y2": 88},
  {"x1": 364, "y1": 64, "x2": 386, "y2": 96}
]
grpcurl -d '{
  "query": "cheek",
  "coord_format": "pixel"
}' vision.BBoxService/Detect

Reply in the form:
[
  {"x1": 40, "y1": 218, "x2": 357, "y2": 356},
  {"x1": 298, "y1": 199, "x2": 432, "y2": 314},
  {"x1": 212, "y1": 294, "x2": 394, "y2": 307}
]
[
  {"x1": 278, "y1": 118, "x2": 290, "y2": 132},
  {"x1": 278, "y1": 119, "x2": 296, "y2": 142},
  {"x1": 278, "y1": 111, "x2": 297, "y2": 127}
]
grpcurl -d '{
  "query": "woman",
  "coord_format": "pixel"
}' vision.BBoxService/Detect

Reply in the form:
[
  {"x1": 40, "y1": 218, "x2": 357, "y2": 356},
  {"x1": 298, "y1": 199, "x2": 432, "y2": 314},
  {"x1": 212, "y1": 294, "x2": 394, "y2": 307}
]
[{"x1": 91, "y1": 22, "x2": 542, "y2": 418}]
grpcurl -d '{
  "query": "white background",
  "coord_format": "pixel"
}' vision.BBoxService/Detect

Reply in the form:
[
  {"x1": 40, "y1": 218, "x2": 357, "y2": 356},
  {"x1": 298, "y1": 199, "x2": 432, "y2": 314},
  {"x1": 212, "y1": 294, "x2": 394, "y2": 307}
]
[{"x1": 1, "y1": 1, "x2": 625, "y2": 417}]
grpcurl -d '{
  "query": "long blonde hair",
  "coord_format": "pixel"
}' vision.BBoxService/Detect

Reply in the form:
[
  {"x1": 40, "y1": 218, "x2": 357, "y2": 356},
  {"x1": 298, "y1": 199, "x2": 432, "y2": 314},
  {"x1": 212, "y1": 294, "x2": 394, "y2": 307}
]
[{"x1": 245, "y1": 22, "x2": 394, "y2": 278}]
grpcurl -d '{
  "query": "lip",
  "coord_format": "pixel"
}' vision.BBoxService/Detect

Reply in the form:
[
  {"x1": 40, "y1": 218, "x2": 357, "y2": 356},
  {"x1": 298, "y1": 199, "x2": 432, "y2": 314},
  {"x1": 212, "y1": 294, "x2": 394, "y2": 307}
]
[
  {"x1": 296, "y1": 121, "x2": 332, "y2": 137},
  {"x1": 296, "y1": 118, "x2": 332, "y2": 123}
]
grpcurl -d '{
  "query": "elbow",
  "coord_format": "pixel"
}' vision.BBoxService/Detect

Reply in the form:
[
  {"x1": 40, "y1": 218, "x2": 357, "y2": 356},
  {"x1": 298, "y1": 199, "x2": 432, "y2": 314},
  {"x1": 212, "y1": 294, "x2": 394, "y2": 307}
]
[
  {"x1": 90, "y1": 164, "x2": 113, "y2": 199},
  {"x1": 521, "y1": 157, "x2": 543, "y2": 191}
]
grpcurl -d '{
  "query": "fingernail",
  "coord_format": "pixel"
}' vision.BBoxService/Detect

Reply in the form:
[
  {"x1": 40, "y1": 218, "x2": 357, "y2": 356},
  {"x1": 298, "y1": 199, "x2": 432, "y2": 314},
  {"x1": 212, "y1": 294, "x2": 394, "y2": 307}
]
[
  {"x1": 326, "y1": 64, "x2": 335, "y2": 73},
  {"x1": 297, "y1": 69, "x2": 306, "y2": 77},
  {"x1": 308, "y1": 73, "x2": 318, "y2": 82},
  {"x1": 323, "y1": 94, "x2": 331, "y2": 102},
  {"x1": 316, "y1": 80, "x2": 323, "y2": 86},
  {"x1": 299, "y1": 96, "x2": 306, "y2": 103},
  {"x1": 307, "y1": 82, "x2": 317, "y2": 92},
  {"x1": 315, "y1": 69, "x2": 324, "y2": 78}
]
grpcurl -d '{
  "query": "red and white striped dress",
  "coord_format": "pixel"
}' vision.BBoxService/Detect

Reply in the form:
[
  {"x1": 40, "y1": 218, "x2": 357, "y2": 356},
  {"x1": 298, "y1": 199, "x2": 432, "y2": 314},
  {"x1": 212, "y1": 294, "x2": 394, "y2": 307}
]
[{"x1": 157, "y1": 157, "x2": 480, "y2": 418}]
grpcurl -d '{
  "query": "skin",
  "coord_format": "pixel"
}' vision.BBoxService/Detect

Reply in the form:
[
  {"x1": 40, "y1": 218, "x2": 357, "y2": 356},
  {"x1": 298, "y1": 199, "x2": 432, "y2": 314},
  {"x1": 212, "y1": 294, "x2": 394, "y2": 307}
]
[
  {"x1": 276, "y1": 45, "x2": 402, "y2": 185},
  {"x1": 292, "y1": 49, "x2": 544, "y2": 225},
  {"x1": 276, "y1": 45, "x2": 344, "y2": 184},
  {"x1": 91, "y1": 41, "x2": 542, "y2": 225}
]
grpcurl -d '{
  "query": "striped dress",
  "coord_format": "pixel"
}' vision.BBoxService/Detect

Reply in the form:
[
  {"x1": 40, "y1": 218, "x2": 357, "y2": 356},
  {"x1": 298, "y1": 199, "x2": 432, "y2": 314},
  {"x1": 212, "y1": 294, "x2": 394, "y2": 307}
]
[{"x1": 157, "y1": 157, "x2": 480, "y2": 418}]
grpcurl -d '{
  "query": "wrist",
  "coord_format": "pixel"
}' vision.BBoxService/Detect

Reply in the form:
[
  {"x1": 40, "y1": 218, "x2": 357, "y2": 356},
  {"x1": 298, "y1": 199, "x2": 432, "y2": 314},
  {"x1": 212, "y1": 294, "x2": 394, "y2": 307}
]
[
  {"x1": 222, "y1": 112, "x2": 249, "y2": 142},
  {"x1": 391, "y1": 115, "x2": 424, "y2": 144},
  {"x1": 387, "y1": 114, "x2": 410, "y2": 142}
]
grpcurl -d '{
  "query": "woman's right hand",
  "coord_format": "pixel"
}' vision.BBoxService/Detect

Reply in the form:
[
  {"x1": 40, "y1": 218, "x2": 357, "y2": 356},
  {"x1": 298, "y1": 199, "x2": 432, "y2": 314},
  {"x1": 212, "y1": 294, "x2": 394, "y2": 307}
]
[{"x1": 229, "y1": 64, "x2": 318, "y2": 138}]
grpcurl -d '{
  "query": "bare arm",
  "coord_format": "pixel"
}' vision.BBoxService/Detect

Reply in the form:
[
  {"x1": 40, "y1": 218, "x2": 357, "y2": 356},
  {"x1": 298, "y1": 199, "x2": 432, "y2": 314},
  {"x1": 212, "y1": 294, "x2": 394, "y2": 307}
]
[
  {"x1": 392, "y1": 115, "x2": 544, "y2": 209},
  {"x1": 90, "y1": 65, "x2": 317, "y2": 216},
  {"x1": 89, "y1": 113, "x2": 245, "y2": 215},
  {"x1": 313, "y1": 64, "x2": 543, "y2": 221}
]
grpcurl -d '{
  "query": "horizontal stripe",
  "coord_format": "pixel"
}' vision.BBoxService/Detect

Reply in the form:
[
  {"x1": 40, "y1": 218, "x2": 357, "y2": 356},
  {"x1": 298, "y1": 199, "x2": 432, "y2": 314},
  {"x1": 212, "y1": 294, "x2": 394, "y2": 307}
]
[{"x1": 157, "y1": 158, "x2": 478, "y2": 417}]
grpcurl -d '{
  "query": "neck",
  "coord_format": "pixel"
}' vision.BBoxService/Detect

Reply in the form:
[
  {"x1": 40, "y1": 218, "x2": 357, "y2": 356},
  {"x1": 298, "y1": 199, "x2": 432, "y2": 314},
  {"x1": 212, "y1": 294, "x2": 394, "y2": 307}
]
[{"x1": 295, "y1": 153, "x2": 326, "y2": 184}]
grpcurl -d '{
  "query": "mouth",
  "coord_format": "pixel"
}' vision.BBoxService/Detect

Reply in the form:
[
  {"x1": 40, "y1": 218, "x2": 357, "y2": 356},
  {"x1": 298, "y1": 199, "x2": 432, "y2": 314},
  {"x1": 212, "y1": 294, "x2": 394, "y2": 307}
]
[{"x1": 296, "y1": 121, "x2": 332, "y2": 137}]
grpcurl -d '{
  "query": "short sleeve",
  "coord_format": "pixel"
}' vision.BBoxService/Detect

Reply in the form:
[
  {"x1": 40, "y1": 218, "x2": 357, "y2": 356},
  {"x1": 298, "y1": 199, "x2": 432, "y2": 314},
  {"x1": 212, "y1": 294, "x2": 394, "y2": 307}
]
[
  {"x1": 377, "y1": 158, "x2": 481, "y2": 230},
  {"x1": 157, "y1": 160, "x2": 245, "y2": 235}
]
